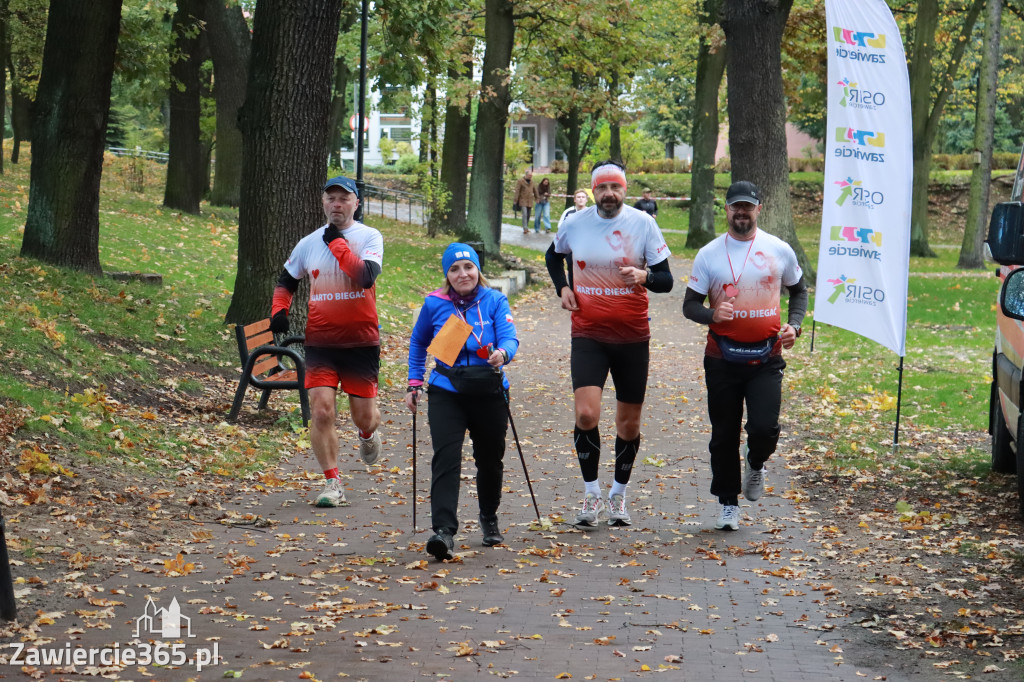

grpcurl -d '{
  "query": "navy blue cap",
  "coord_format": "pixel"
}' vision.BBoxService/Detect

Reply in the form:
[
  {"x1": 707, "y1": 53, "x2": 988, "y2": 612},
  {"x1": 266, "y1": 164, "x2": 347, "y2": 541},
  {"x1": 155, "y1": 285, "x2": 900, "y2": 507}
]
[{"x1": 323, "y1": 175, "x2": 359, "y2": 197}]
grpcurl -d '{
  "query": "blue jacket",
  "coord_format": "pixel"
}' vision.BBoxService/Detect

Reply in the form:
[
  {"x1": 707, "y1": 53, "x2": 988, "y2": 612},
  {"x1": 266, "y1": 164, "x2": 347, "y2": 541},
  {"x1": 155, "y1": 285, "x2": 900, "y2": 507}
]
[{"x1": 408, "y1": 286, "x2": 520, "y2": 393}]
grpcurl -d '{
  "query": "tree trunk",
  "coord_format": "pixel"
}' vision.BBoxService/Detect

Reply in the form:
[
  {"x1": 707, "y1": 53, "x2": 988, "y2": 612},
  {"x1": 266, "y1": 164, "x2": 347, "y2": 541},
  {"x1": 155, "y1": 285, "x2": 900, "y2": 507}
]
[
  {"x1": 608, "y1": 72, "x2": 622, "y2": 165},
  {"x1": 10, "y1": 82, "x2": 31, "y2": 164},
  {"x1": 225, "y1": 0, "x2": 343, "y2": 326},
  {"x1": 0, "y1": 0, "x2": 7, "y2": 175},
  {"x1": 687, "y1": 0, "x2": 725, "y2": 250},
  {"x1": 205, "y1": 0, "x2": 250, "y2": 207},
  {"x1": 722, "y1": 0, "x2": 812, "y2": 278},
  {"x1": 433, "y1": 60, "x2": 473, "y2": 237},
  {"x1": 959, "y1": 0, "x2": 1002, "y2": 269},
  {"x1": 562, "y1": 69, "x2": 583, "y2": 209},
  {"x1": 164, "y1": 0, "x2": 204, "y2": 214},
  {"x1": 20, "y1": 0, "x2": 122, "y2": 274},
  {"x1": 326, "y1": 8, "x2": 357, "y2": 168},
  {"x1": 909, "y1": 0, "x2": 983, "y2": 257},
  {"x1": 466, "y1": 0, "x2": 514, "y2": 253}
]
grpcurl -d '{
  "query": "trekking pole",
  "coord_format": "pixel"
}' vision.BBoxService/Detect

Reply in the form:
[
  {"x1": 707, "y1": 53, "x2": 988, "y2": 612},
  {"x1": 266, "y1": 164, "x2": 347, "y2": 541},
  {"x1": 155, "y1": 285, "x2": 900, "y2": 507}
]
[
  {"x1": 504, "y1": 393, "x2": 541, "y2": 521},
  {"x1": 412, "y1": 410, "x2": 417, "y2": 532}
]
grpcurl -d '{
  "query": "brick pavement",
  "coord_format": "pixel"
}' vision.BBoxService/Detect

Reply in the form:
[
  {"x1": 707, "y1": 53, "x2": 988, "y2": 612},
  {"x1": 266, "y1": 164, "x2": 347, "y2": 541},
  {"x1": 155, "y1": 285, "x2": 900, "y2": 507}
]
[{"x1": 0, "y1": 253, "x2": 911, "y2": 682}]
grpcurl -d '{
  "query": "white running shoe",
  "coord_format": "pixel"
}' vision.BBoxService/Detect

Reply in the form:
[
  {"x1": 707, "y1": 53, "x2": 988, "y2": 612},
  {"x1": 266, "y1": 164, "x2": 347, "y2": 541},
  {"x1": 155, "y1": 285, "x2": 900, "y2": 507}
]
[
  {"x1": 574, "y1": 493, "x2": 605, "y2": 527},
  {"x1": 715, "y1": 504, "x2": 740, "y2": 531},
  {"x1": 607, "y1": 493, "x2": 632, "y2": 526},
  {"x1": 315, "y1": 478, "x2": 347, "y2": 508},
  {"x1": 743, "y1": 452, "x2": 766, "y2": 501},
  {"x1": 359, "y1": 430, "x2": 382, "y2": 465}
]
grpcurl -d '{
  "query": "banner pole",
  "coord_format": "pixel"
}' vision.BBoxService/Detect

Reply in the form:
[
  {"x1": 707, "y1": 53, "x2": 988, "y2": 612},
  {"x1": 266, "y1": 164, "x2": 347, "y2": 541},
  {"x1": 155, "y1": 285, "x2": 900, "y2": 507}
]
[
  {"x1": 893, "y1": 355, "x2": 905, "y2": 451},
  {"x1": 810, "y1": 318, "x2": 816, "y2": 353}
]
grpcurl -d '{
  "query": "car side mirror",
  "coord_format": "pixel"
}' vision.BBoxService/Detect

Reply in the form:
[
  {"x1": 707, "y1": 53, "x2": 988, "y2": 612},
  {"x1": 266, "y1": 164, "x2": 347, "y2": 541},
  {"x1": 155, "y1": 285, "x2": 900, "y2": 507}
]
[
  {"x1": 1001, "y1": 268, "x2": 1024, "y2": 320},
  {"x1": 987, "y1": 202, "x2": 1024, "y2": 265}
]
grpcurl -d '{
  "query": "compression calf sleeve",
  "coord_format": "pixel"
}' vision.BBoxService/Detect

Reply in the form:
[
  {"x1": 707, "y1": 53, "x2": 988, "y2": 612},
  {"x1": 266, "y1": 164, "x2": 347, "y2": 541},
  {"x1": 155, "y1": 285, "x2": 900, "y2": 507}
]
[
  {"x1": 614, "y1": 434, "x2": 640, "y2": 485},
  {"x1": 574, "y1": 425, "x2": 601, "y2": 482}
]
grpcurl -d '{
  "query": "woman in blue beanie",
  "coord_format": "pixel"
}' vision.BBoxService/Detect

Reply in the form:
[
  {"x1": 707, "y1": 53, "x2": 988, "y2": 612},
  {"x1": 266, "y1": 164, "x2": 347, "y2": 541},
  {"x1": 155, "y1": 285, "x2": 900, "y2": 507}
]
[{"x1": 405, "y1": 243, "x2": 520, "y2": 561}]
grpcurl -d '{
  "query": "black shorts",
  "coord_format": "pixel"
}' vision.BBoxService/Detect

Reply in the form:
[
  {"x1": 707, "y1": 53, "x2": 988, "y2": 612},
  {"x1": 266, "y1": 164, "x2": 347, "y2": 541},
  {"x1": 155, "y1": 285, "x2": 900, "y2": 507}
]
[
  {"x1": 570, "y1": 337, "x2": 650, "y2": 404},
  {"x1": 304, "y1": 345, "x2": 380, "y2": 398}
]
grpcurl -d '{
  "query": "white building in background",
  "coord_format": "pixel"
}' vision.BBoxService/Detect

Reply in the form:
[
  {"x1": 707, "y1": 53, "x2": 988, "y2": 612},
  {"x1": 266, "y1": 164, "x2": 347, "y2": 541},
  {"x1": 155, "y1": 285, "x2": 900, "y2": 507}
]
[{"x1": 339, "y1": 84, "x2": 422, "y2": 169}]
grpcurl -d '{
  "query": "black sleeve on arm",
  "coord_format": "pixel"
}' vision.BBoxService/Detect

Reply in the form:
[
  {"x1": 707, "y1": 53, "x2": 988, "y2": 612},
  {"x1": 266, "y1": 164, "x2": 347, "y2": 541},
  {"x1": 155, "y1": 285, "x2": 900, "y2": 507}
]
[
  {"x1": 545, "y1": 242, "x2": 570, "y2": 296},
  {"x1": 786, "y1": 276, "x2": 809, "y2": 326},
  {"x1": 645, "y1": 258, "x2": 673, "y2": 293},
  {"x1": 682, "y1": 287, "x2": 715, "y2": 325},
  {"x1": 276, "y1": 269, "x2": 301, "y2": 293},
  {"x1": 361, "y1": 260, "x2": 381, "y2": 289}
]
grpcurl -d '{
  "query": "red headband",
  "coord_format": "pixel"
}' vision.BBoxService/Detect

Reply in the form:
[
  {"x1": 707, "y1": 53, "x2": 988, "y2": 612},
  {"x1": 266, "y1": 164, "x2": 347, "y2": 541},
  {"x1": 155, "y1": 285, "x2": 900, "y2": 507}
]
[{"x1": 591, "y1": 164, "x2": 627, "y2": 191}]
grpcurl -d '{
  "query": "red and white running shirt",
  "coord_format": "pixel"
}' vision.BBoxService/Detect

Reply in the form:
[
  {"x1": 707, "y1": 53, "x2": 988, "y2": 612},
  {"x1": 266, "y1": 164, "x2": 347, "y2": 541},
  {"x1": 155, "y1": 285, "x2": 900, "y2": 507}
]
[
  {"x1": 688, "y1": 229, "x2": 802, "y2": 343},
  {"x1": 554, "y1": 205, "x2": 671, "y2": 343},
  {"x1": 283, "y1": 222, "x2": 383, "y2": 348}
]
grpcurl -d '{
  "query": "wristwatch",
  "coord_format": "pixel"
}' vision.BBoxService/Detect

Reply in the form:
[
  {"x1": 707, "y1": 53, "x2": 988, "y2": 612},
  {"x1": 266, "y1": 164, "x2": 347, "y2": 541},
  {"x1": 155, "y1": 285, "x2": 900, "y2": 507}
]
[
  {"x1": 790, "y1": 323, "x2": 802, "y2": 337},
  {"x1": 645, "y1": 268, "x2": 653, "y2": 286}
]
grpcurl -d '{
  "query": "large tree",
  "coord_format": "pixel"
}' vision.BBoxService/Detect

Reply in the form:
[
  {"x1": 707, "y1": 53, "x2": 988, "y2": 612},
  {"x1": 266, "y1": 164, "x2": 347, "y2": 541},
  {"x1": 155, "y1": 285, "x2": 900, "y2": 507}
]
[
  {"x1": 20, "y1": 0, "x2": 122, "y2": 274},
  {"x1": 434, "y1": 58, "x2": 474, "y2": 236},
  {"x1": 959, "y1": 0, "x2": 1003, "y2": 268},
  {"x1": 205, "y1": 0, "x2": 251, "y2": 207},
  {"x1": 465, "y1": 0, "x2": 514, "y2": 253},
  {"x1": 687, "y1": 0, "x2": 726, "y2": 249},
  {"x1": 164, "y1": 0, "x2": 205, "y2": 214},
  {"x1": 907, "y1": 0, "x2": 983, "y2": 257},
  {"x1": 722, "y1": 0, "x2": 811, "y2": 276},
  {"x1": 0, "y1": 0, "x2": 7, "y2": 175},
  {"x1": 225, "y1": 0, "x2": 343, "y2": 325}
]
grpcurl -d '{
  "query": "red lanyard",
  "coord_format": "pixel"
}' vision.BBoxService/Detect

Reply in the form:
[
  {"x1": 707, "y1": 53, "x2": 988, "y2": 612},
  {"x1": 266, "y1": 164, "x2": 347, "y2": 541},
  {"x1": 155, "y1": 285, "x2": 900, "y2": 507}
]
[
  {"x1": 454, "y1": 301, "x2": 485, "y2": 347},
  {"x1": 725, "y1": 232, "x2": 756, "y2": 291}
]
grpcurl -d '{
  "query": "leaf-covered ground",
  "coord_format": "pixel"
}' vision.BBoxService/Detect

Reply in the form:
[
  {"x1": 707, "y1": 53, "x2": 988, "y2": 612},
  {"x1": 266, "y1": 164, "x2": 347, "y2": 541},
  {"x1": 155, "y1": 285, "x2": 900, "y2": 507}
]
[{"x1": 2, "y1": 254, "x2": 1024, "y2": 681}]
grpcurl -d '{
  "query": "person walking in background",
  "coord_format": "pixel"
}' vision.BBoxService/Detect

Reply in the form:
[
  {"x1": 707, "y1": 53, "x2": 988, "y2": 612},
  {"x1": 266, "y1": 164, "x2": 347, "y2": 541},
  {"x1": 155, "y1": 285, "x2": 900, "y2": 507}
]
[
  {"x1": 514, "y1": 170, "x2": 535, "y2": 234},
  {"x1": 681, "y1": 180, "x2": 807, "y2": 532},
  {"x1": 270, "y1": 176, "x2": 384, "y2": 508},
  {"x1": 533, "y1": 177, "x2": 552, "y2": 233},
  {"x1": 545, "y1": 160, "x2": 674, "y2": 528},
  {"x1": 558, "y1": 188, "x2": 590, "y2": 231},
  {"x1": 634, "y1": 188, "x2": 658, "y2": 218},
  {"x1": 405, "y1": 243, "x2": 520, "y2": 561}
]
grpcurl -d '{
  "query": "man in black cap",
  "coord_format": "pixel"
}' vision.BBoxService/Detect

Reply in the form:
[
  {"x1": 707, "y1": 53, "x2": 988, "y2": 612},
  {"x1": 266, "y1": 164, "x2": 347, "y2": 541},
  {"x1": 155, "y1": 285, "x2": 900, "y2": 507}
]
[
  {"x1": 682, "y1": 180, "x2": 807, "y2": 531},
  {"x1": 270, "y1": 176, "x2": 385, "y2": 508}
]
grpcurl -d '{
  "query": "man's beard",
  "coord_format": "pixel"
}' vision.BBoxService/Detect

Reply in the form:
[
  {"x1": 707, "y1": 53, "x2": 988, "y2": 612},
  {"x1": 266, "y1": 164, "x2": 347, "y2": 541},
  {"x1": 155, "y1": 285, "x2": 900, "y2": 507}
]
[
  {"x1": 729, "y1": 217, "x2": 755, "y2": 236},
  {"x1": 597, "y1": 196, "x2": 623, "y2": 218}
]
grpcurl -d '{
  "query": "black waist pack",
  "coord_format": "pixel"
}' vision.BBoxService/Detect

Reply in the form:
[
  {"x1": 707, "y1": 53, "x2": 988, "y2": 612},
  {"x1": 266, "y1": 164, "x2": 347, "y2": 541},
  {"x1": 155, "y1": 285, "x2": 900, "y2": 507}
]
[
  {"x1": 436, "y1": 364, "x2": 505, "y2": 395},
  {"x1": 711, "y1": 331, "x2": 777, "y2": 365}
]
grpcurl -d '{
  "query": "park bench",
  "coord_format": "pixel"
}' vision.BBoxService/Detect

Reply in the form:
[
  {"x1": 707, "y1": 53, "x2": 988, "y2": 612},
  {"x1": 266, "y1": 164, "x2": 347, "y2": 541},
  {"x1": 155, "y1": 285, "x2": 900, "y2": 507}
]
[{"x1": 228, "y1": 318, "x2": 310, "y2": 426}]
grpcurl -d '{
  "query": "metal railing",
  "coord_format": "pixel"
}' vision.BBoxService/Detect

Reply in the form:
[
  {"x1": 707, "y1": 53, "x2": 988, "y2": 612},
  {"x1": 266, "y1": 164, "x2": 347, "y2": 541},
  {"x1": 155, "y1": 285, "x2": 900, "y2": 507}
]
[
  {"x1": 360, "y1": 182, "x2": 429, "y2": 227},
  {"x1": 107, "y1": 147, "x2": 170, "y2": 163}
]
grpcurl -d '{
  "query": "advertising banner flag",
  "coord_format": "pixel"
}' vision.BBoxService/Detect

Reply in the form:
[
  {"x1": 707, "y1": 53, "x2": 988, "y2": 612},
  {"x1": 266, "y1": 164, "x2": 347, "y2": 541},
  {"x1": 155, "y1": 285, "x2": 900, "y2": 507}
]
[{"x1": 816, "y1": 0, "x2": 912, "y2": 356}]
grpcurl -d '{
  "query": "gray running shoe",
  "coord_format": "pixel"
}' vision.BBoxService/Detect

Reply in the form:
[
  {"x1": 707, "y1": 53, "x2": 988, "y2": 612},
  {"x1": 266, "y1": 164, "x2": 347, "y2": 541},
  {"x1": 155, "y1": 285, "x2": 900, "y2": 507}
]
[
  {"x1": 359, "y1": 430, "x2": 382, "y2": 465},
  {"x1": 607, "y1": 493, "x2": 632, "y2": 526},
  {"x1": 715, "y1": 504, "x2": 740, "y2": 531},
  {"x1": 574, "y1": 492, "x2": 605, "y2": 527},
  {"x1": 314, "y1": 478, "x2": 347, "y2": 508}
]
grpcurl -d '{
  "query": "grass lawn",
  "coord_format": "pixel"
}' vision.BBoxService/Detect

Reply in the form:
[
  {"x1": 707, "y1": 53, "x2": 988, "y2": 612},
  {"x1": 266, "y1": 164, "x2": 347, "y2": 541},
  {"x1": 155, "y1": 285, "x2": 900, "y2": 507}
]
[{"x1": 0, "y1": 153, "x2": 1004, "y2": 487}]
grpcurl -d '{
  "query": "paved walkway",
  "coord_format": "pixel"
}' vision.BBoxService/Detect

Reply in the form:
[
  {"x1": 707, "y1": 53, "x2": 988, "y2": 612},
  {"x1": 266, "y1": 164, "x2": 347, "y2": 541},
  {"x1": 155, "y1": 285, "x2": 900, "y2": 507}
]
[{"x1": 1, "y1": 248, "x2": 911, "y2": 681}]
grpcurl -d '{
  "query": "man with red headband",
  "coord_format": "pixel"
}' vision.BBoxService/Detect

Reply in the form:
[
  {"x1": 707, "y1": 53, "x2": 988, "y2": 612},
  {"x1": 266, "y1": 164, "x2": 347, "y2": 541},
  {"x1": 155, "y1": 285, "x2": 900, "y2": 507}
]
[
  {"x1": 270, "y1": 175, "x2": 385, "y2": 508},
  {"x1": 545, "y1": 160, "x2": 674, "y2": 528}
]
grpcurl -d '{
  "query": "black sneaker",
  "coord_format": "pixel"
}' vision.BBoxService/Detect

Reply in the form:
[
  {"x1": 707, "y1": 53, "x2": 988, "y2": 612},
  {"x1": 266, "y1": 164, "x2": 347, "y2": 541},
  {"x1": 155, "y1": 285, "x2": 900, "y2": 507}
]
[
  {"x1": 426, "y1": 530, "x2": 455, "y2": 561},
  {"x1": 479, "y1": 514, "x2": 504, "y2": 546}
]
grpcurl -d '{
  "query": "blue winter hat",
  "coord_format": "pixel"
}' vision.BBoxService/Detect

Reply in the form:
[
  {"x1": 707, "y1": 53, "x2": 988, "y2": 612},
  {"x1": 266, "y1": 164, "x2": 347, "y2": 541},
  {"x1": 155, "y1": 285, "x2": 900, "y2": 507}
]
[{"x1": 442, "y1": 243, "x2": 481, "y2": 274}]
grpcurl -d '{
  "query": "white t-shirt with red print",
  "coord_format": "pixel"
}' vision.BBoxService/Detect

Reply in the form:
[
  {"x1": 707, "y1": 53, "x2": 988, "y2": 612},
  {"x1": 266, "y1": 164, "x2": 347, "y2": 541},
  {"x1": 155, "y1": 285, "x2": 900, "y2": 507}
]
[
  {"x1": 553, "y1": 205, "x2": 671, "y2": 343},
  {"x1": 688, "y1": 229, "x2": 802, "y2": 343},
  {"x1": 283, "y1": 222, "x2": 384, "y2": 348}
]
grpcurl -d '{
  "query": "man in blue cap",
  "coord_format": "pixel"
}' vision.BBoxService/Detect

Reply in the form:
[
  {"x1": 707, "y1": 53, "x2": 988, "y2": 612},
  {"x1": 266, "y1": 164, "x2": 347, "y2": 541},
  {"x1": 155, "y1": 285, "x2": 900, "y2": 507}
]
[{"x1": 270, "y1": 176, "x2": 385, "y2": 508}]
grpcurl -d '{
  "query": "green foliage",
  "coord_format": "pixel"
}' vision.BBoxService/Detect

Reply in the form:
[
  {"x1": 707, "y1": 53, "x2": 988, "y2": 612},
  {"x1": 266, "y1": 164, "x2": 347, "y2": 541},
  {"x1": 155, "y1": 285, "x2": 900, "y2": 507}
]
[
  {"x1": 378, "y1": 137, "x2": 396, "y2": 164},
  {"x1": 395, "y1": 153, "x2": 420, "y2": 174},
  {"x1": 583, "y1": 123, "x2": 664, "y2": 171},
  {"x1": 504, "y1": 137, "x2": 531, "y2": 174}
]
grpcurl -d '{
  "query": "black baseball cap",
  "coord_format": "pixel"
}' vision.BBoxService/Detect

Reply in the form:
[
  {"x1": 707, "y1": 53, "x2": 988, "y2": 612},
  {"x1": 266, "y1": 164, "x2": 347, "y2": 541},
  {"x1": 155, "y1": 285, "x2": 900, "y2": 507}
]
[
  {"x1": 323, "y1": 175, "x2": 359, "y2": 197},
  {"x1": 725, "y1": 180, "x2": 761, "y2": 206}
]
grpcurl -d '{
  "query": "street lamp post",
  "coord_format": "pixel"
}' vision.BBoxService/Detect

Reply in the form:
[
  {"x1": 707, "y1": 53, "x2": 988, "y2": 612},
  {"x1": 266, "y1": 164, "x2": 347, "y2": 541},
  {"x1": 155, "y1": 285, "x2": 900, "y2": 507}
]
[
  {"x1": 355, "y1": 0, "x2": 369, "y2": 221},
  {"x1": 0, "y1": 507, "x2": 16, "y2": 622}
]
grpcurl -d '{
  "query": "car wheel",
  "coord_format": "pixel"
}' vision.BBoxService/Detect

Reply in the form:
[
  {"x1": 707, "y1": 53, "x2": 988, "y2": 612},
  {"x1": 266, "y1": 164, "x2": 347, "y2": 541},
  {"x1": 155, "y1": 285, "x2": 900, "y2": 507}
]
[{"x1": 992, "y1": 382, "x2": 1017, "y2": 474}]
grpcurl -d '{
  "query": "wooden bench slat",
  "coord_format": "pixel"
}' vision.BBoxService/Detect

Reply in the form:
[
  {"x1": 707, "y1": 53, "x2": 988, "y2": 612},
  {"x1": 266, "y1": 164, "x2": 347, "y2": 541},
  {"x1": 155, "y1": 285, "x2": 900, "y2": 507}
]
[
  {"x1": 247, "y1": 330, "x2": 274, "y2": 350},
  {"x1": 243, "y1": 318, "x2": 270, "y2": 337},
  {"x1": 252, "y1": 356, "x2": 281, "y2": 376}
]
